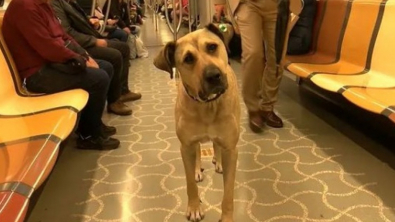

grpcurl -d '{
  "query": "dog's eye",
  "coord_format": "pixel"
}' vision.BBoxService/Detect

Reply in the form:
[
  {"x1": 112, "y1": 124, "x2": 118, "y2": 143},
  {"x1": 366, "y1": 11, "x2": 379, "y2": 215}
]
[
  {"x1": 207, "y1": 43, "x2": 218, "y2": 52},
  {"x1": 184, "y1": 53, "x2": 195, "y2": 64}
]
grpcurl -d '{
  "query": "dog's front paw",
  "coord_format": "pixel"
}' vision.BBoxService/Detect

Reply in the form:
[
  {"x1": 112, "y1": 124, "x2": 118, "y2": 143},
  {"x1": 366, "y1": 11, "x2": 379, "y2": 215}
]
[
  {"x1": 195, "y1": 168, "x2": 204, "y2": 182},
  {"x1": 219, "y1": 216, "x2": 233, "y2": 222},
  {"x1": 186, "y1": 204, "x2": 204, "y2": 221},
  {"x1": 212, "y1": 158, "x2": 223, "y2": 174}
]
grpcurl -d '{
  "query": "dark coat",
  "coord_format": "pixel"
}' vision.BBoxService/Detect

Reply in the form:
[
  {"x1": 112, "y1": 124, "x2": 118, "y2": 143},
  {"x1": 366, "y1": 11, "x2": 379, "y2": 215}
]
[
  {"x1": 51, "y1": 0, "x2": 104, "y2": 48},
  {"x1": 103, "y1": 0, "x2": 131, "y2": 29},
  {"x1": 287, "y1": 0, "x2": 317, "y2": 55}
]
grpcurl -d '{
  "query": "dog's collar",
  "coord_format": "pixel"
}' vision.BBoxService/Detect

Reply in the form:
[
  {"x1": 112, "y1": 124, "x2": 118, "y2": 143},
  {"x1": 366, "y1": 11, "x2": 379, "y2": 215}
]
[{"x1": 183, "y1": 83, "x2": 225, "y2": 103}]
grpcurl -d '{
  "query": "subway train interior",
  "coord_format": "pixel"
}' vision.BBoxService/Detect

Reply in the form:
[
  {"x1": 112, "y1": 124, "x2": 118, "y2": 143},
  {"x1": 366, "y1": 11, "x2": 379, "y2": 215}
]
[{"x1": 1, "y1": 0, "x2": 395, "y2": 221}]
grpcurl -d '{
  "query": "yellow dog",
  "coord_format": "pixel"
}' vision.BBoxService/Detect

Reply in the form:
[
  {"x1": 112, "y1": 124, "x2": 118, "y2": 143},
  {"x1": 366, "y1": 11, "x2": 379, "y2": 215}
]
[{"x1": 154, "y1": 24, "x2": 241, "y2": 222}]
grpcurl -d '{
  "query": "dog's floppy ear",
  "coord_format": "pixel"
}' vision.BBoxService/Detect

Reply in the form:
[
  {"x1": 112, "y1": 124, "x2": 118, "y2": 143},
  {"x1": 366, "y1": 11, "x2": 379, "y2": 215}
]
[
  {"x1": 205, "y1": 23, "x2": 225, "y2": 44},
  {"x1": 153, "y1": 41, "x2": 176, "y2": 79}
]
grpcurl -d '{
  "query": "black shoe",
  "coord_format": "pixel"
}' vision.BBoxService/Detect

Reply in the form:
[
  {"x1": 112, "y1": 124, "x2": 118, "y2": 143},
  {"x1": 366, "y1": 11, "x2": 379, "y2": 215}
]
[
  {"x1": 260, "y1": 111, "x2": 284, "y2": 128},
  {"x1": 248, "y1": 111, "x2": 264, "y2": 133},
  {"x1": 101, "y1": 123, "x2": 116, "y2": 137},
  {"x1": 77, "y1": 136, "x2": 120, "y2": 150}
]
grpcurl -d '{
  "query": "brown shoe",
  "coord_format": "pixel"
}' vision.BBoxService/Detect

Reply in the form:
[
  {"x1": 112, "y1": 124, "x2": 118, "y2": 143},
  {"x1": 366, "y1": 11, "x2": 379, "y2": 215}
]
[
  {"x1": 261, "y1": 111, "x2": 283, "y2": 128},
  {"x1": 107, "y1": 100, "x2": 133, "y2": 116},
  {"x1": 120, "y1": 91, "x2": 142, "y2": 102},
  {"x1": 248, "y1": 111, "x2": 264, "y2": 133}
]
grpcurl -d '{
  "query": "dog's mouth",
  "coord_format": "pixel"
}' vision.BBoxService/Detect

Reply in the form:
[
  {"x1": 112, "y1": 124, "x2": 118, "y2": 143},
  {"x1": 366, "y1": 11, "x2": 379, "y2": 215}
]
[{"x1": 197, "y1": 86, "x2": 227, "y2": 102}]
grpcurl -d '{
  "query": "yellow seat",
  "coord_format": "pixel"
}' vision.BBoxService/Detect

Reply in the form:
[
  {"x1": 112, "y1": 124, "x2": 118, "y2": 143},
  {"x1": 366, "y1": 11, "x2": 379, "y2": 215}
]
[
  {"x1": 0, "y1": 12, "x2": 89, "y2": 222},
  {"x1": 341, "y1": 87, "x2": 395, "y2": 123},
  {"x1": 286, "y1": 0, "x2": 350, "y2": 65},
  {"x1": 286, "y1": 0, "x2": 382, "y2": 78},
  {"x1": 310, "y1": 0, "x2": 395, "y2": 121}
]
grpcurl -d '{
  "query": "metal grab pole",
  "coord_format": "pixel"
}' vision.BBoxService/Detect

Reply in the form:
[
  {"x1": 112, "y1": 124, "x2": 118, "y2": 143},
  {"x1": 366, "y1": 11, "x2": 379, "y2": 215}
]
[
  {"x1": 164, "y1": 0, "x2": 174, "y2": 33},
  {"x1": 172, "y1": 0, "x2": 177, "y2": 40},
  {"x1": 164, "y1": 0, "x2": 182, "y2": 34},
  {"x1": 187, "y1": 0, "x2": 192, "y2": 32},
  {"x1": 90, "y1": 0, "x2": 96, "y2": 16},
  {"x1": 154, "y1": 0, "x2": 158, "y2": 31},
  {"x1": 100, "y1": 0, "x2": 112, "y2": 34},
  {"x1": 176, "y1": 0, "x2": 183, "y2": 33}
]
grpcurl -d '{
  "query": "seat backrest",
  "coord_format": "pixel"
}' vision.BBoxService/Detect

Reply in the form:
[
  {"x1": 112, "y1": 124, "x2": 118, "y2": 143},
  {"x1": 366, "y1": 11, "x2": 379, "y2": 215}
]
[
  {"x1": 313, "y1": 0, "x2": 350, "y2": 59},
  {"x1": 369, "y1": 0, "x2": 395, "y2": 77},
  {"x1": 309, "y1": 0, "x2": 327, "y2": 52},
  {"x1": 0, "y1": 14, "x2": 28, "y2": 96},
  {"x1": 336, "y1": 0, "x2": 383, "y2": 67}
]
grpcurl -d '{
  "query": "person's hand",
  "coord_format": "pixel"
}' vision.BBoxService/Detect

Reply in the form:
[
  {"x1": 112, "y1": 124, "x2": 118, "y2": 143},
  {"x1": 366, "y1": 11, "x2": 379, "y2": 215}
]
[
  {"x1": 107, "y1": 19, "x2": 118, "y2": 25},
  {"x1": 123, "y1": 27, "x2": 131, "y2": 34},
  {"x1": 89, "y1": 18, "x2": 100, "y2": 29},
  {"x1": 214, "y1": 4, "x2": 225, "y2": 21},
  {"x1": 96, "y1": 39, "x2": 108, "y2": 47},
  {"x1": 86, "y1": 57, "x2": 99, "y2": 69},
  {"x1": 89, "y1": 18, "x2": 100, "y2": 24}
]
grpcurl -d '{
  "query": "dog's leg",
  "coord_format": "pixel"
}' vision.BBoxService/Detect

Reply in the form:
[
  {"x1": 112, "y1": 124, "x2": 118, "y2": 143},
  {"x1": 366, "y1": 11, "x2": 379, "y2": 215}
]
[
  {"x1": 181, "y1": 143, "x2": 204, "y2": 221},
  {"x1": 212, "y1": 143, "x2": 223, "y2": 174},
  {"x1": 195, "y1": 144, "x2": 204, "y2": 182},
  {"x1": 217, "y1": 143, "x2": 238, "y2": 222}
]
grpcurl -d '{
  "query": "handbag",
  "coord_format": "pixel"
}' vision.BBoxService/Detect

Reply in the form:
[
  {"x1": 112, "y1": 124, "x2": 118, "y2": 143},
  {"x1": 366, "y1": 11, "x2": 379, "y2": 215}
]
[{"x1": 48, "y1": 40, "x2": 87, "y2": 75}]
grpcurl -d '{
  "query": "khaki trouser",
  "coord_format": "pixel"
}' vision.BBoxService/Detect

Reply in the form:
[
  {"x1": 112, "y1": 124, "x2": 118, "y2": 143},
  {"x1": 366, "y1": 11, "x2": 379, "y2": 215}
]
[{"x1": 236, "y1": 0, "x2": 283, "y2": 112}]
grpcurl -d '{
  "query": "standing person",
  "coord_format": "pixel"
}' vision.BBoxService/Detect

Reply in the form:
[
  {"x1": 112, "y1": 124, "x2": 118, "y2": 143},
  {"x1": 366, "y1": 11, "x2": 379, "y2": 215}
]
[{"x1": 214, "y1": 0, "x2": 285, "y2": 133}]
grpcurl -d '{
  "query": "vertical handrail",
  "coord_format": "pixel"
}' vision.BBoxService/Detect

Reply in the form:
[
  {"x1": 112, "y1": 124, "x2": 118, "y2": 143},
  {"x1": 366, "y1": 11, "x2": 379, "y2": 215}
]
[
  {"x1": 100, "y1": 0, "x2": 112, "y2": 33},
  {"x1": 164, "y1": 0, "x2": 182, "y2": 34},
  {"x1": 153, "y1": 0, "x2": 159, "y2": 31},
  {"x1": 176, "y1": 0, "x2": 183, "y2": 33},
  {"x1": 90, "y1": 0, "x2": 96, "y2": 16},
  {"x1": 164, "y1": 0, "x2": 174, "y2": 32},
  {"x1": 187, "y1": 0, "x2": 192, "y2": 32}
]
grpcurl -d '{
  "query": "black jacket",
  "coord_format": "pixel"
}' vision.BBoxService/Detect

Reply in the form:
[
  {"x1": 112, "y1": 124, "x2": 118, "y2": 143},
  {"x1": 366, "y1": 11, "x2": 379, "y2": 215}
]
[
  {"x1": 103, "y1": 0, "x2": 131, "y2": 29},
  {"x1": 287, "y1": 0, "x2": 317, "y2": 55},
  {"x1": 51, "y1": 0, "x2": 104, "y2": 48}
]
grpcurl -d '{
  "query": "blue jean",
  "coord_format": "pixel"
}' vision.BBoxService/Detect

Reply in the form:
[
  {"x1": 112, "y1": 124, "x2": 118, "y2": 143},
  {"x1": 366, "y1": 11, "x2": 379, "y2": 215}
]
[
  {"x1": 26, "y1": 60, "x2": 113, "y2": 138},
  {"x1": 107, "y1": 28, "x2": 128, "y2": 42}
]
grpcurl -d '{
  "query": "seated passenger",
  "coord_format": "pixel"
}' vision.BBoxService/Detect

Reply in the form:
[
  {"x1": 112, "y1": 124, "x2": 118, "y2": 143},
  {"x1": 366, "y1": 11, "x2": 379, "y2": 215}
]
[
  {"x1": 51, "y1": 0, "x2": 142, "y2": 116},
  {"x1": 2, "y1": 0, "x2": 120, "y2": 150},
  {"x1": 171, "y1": 0, "x2": 188, "y2": 25},
  {"x1": 103, "y1": 0, "x2": 142, "y2": 31},
  {"x1": 287, "y1": 0, "x2": 317, "y2": 55},
  {"x1": 93, "y1": 3, "x2": 140, "y2": 38}
]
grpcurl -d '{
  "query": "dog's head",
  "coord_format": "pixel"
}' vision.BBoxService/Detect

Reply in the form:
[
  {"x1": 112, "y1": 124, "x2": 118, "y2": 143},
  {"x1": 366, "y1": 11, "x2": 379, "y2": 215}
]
[{"x1": 153, "y1": 23, "x2": 229, "y2": 101}]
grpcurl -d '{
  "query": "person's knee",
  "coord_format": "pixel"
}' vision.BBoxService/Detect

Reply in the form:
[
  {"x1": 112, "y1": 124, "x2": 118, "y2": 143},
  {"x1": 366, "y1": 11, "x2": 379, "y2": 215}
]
[
  {"x1": 105, "y1": 48, "x2": 123, "y2": 68},
  {"x1": 86, "y1": 68, "x2": 111, "y2": 93},
  {"x1": 98, "y1": 60, "x2": 114, "y2": 80},
  {"x1": 119, "y1": 30, "x2": 129, "y2": 42},
  {"x1": 119, "y1": 42, "x2": 130, "y2": 58},
  {"x1": 243, "y1": 48, "x2": 264, "y2": 61}
]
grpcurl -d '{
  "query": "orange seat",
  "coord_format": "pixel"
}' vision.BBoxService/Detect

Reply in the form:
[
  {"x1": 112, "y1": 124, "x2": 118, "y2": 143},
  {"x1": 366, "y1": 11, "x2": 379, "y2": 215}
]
[
  {"x1": 341, "y1": 87, "x2": 395, "y2": 123},
  {"x1": 289, "y1": 0, "x2": 395, "y2": 123},
  {"x1": 0, "y1": 192, "x2": 27, "y2": 222},
  {"x1": 310, "y1": 0, "x2": 395, "y2": 91},
  {"x1": 286, "y1": 0, "x2": 350, "y2": 65},
  {"x1": 0, "y1": 12, "x2": 88, "y2": 222},
  {"x1": 0, "y1": 138, "x2": 60, "y2": 189},
  {"x1": 286, "y1": 0, "x2": 382, "y2": 78}
]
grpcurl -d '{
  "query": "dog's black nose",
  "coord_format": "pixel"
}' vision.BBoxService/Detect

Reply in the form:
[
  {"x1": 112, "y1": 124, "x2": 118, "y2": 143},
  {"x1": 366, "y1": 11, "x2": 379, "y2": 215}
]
[{"x1": 204, "y1": 66, "x2": 222, "y2": 84}]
